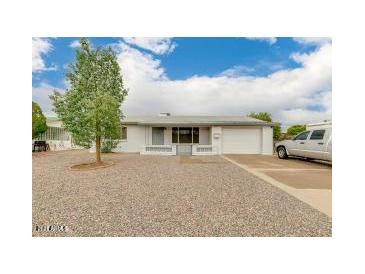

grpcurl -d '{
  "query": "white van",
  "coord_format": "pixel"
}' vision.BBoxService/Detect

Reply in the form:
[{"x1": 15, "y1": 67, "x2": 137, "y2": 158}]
[{"x1": 275, "y1": 125, "x2": 332, "y2": 161}]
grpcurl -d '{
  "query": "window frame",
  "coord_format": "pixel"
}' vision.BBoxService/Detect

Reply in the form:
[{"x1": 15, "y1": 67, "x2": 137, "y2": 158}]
[
  {"x1": 294, "y1": 131, "x2": 310, "y2": 141},
  {"x1": 193, "y1": 127, "x2": 199, "y2": 144},
  {"x1": 309, "y1": 129, "x2": 326, "y2": 140},
  {"x1": 121, "y1": 126, "x2": 127, "y2": 140}
]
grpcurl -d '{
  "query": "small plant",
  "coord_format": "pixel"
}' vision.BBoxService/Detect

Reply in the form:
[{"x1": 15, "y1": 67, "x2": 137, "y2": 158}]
[
  {"x1": 32, "y1": 101, "x2": 47, "y2": 139},
  {"x1": 101, "y1": 139, "x2": 119, "y2": 153},
  {"x1": 248, "y1": 112, "x2": 282, "y2": 140}
]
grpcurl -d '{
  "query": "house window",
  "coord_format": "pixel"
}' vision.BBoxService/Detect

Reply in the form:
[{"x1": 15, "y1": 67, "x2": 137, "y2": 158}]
[
  {"x1": 179, "y1": 127, "x2": 192, "y2": 143},
  {"x1": 121, "y1": 126, "x2": 127, "y2": 140},
  {"x1": 171, "y1": 127, "x2": 199, "y2": 144},
  {"x1": 193, "y1": 127, "x2": 199, "y2": 143},
  {"x1": 172, "y1": 127, "x2": 179, "y2": 143}
]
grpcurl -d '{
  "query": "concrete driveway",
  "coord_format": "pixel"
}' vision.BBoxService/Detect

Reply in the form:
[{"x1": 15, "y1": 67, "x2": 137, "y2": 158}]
[
  {"x1": 32, "y1": 150, "x2": 331, "y2": 237},
  {"x1": 223, "y1": 154, "x2": 332, "y2": 216}
]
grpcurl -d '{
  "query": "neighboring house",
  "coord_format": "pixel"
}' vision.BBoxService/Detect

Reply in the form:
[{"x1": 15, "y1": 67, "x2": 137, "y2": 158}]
[
  {"x1": 33, "y1": 117, "x2": 74, "y2": 151},
  {"x1": 111, "y1": 113, "x2": 275, "y2": 155}
]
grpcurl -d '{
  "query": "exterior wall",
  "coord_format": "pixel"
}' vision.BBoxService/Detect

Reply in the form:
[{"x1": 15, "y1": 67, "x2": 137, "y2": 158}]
[
  {"x1": 211, "y1": 126, "x2": 222, "y2": 154},
  {"x1": 164, "y1": 127, "x2": 172, "y2": 145},
  {"x1": 261, "y1": 126, "x2": 273, "y2": 155},
  {"x1": 47, "y1": 140, "x2": 73, "y2": 151},
  {"x1": 113, "y1": 125, "x2": 146, "y2": 153},
  {"x1": 145, "y1": 126, "x2": 152, "y2": 145}
]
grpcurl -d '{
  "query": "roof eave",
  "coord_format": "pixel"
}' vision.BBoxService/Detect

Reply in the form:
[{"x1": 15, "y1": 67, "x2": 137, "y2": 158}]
[{"x1": 121, "y1": 121, "x2": 275, "y2": 126}]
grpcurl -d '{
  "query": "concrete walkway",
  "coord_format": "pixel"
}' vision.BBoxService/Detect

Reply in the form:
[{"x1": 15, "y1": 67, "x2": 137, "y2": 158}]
[{"x1": 222, "y1": 155, "x2": 332, "y2": 217}]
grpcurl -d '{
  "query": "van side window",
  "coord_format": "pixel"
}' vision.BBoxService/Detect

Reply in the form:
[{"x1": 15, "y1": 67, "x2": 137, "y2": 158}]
[
  {"x1": 294, "y1": 131, "x2": 310, "y2": 140},
  {"x1": 310, "y1": 129, "x2": 325, "y2": 140}
]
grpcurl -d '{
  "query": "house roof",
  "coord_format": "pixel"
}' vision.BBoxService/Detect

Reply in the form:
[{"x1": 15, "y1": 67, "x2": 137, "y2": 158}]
[{"x1": 121, "y1": 115, "x2": 275, "y2": 126}]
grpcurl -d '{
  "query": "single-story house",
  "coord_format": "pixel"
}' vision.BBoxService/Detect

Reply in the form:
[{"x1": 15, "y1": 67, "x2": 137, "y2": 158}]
[
  {"x1": 37, "y1": 114, "x2": 275, "y2": 155},
  {"x1": 112, "y1": 113, "x2": 275, "y2": 155}
]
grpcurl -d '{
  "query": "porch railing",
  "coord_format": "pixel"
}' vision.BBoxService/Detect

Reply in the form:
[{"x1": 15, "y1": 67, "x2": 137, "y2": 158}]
[
  {"x1": 192, "y1": 145, "x2": 217, "y2": 155},
  {"x1": 141, "y1": 145, "x2": 176, "y2": 155}
]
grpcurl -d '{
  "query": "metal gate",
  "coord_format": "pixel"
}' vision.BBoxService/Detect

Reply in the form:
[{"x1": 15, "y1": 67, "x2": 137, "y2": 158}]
[{"x1": 176, "y1": 144, "x2": 192, "y2": 155}]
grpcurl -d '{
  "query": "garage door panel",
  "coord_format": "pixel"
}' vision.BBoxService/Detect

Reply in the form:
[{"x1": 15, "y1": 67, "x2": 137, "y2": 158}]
[{"x1": 222, "y1": 128, "x2": 261, "y2": 154}]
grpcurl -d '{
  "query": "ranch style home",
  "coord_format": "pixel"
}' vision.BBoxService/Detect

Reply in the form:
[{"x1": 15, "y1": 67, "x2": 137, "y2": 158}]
[
  {"x1": 97, "y1": 113, "x2": 275, "y2": 155},
  {"x1": 36, "y1": 113, "x2": 275, "y2": 155}
]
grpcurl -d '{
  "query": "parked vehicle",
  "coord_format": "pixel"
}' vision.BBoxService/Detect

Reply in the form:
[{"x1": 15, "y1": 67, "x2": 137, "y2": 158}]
[{"x1": 275, "y1": 126, "x2": 332, "y2": 161}]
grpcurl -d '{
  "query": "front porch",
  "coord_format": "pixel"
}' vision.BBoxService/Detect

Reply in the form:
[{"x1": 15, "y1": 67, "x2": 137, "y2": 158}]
[
  {"x1": 141, "y1": 126, "x2": 217, "y2": 155},
  {"x1": 141, "y1": 144, "x2": 217, "y2": 156}
]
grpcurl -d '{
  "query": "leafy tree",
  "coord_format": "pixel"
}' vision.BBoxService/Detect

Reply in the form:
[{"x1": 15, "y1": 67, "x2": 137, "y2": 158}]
[
  {"x1": 50, "y1": 38, "x2": 128, "y2": 163},
  {"x1": 32, "y1": 101, "x2": 47, "y2": 139},
  {"x1": 248, "y1": 112, "x2": 281, "y2": 140},
  {"x1": 287, "y1": 125, "x2": 306, "y2": 137}
]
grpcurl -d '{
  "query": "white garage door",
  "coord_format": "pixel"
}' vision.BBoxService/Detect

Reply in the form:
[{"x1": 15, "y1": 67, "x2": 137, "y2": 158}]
[{"x1": 222, "y1": 128, "x2": 262, "y2": 154}]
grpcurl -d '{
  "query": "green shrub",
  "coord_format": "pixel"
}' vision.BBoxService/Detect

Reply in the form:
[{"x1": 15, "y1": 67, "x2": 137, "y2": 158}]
[{"x1": 101, "y1": 139, "x2": 119, "y2": 153}]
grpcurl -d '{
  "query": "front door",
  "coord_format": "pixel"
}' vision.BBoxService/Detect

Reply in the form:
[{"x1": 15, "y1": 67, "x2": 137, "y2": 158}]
[{"x1": 152, "y1": 127, "x2": 164, "y2": 145}]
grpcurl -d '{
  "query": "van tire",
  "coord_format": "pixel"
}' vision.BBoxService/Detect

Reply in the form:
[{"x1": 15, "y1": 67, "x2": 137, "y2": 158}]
[{"x1": 277, "y1": 146, "x2": 288, "y2": 159}]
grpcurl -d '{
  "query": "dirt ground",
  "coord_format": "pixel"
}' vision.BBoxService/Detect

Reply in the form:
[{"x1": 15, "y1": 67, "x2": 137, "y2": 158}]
[{"x1": 32, "y1": 150, "x2": 331, "y2": 237}]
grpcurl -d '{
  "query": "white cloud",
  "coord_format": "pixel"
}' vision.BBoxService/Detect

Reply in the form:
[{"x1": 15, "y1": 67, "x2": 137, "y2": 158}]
[
  {"x1": 34, "y1": 38, "x2": 331, "y2": 128},
  {"x1": 293, "y1": 37, "x2": 331, "y2": 46},
  {"x1": 123, "y1": 37, "x2": 176, "y2": 54},
  {"x1": 32, "y1": 83, "x2": 64, "y2": 115},
  {"x1": 32, "y1": 38, "x2": 56, "y2": 72},
  {"x1": 118, "y1": 42, "x2": 167, "y2": 82},
  {"x1": 69, "y1": 40, "x2": 81, "y2": 48},
  {"x1": 116, "y1": 39, "x2": 331, "y2": 127},
  {"x1": 219, "y1": 65, "x2": 256, "y2": 77},
  {"x1": 246, "y1": 37, "x2": 277, "y2": 45}
]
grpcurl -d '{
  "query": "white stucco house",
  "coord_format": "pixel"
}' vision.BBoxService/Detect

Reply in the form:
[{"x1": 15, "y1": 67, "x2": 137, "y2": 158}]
[
  {"x1": 37, "y1": 113, "x2": 275, "y2": 155},
  {"x1": 113, "y1": 113, "x2": 274, "y2": 155}
]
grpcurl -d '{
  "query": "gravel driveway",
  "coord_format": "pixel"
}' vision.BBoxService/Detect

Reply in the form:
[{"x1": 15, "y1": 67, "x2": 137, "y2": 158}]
[{"x1": 32, "y1": 150, "x2": 332, "y2": 236}]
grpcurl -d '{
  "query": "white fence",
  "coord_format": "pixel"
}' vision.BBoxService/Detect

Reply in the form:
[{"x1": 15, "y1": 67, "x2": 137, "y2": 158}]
[
  {"x1": 192, "y1": 145, "x2": 217, "y2": 155},
  {"x1": 141, "y1": 145, "x2": 176, "y2": 155}
]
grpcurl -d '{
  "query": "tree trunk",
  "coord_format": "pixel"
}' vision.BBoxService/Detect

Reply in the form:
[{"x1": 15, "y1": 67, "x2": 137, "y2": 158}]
[{"x1": 95, "y1": 136, "x2": 101, "y2": 163}]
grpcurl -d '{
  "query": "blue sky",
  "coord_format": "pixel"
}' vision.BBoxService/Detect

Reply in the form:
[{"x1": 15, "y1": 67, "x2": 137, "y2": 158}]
[
  {"x1": 33, "y1": 37, "x2": 317, "y2": 87},
  {"x1": 32, "y1": 37, "x2": 331, "y2": 127}
]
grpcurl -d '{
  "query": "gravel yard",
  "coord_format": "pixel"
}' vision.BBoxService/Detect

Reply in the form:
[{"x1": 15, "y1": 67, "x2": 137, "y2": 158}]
[{"x1": 32, "y1": 150, "x2": 332, "y2": 236}]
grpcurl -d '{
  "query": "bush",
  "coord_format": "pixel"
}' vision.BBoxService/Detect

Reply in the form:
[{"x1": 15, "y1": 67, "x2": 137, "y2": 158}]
[
  {"x1": 287, "y1": 125, "x2": 306, "y2": 137},
  {"x1": 101, "y1": 139, "x2": 119, "y2": 153}
]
